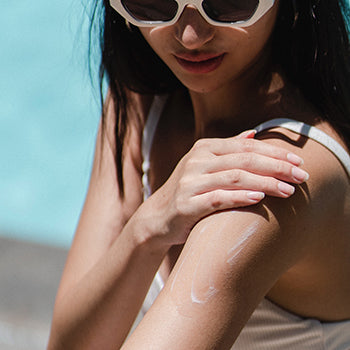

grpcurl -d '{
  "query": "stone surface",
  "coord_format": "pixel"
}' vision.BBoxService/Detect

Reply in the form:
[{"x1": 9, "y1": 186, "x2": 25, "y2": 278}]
[{"x1": 0, "y1": 237, "x2": 67, "y2": 349}]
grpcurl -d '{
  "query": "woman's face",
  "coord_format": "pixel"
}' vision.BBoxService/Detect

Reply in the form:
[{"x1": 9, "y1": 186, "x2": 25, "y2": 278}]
[{"x1": 140, "y1": 1, "x2": 280, "y2": 93}]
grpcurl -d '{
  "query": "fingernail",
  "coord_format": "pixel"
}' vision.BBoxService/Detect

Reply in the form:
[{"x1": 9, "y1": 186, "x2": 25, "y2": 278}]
[
  {"x1": 287, "y1": 153, "x2": 304, "y2": 166},
  {"x1": 278, "y1": 182, "x2": 295, "y2": 196},
  {"x1": 238, "y1": 129, "x2": 257, "y2": 139},
  {"x1": 247, "y1": 191, "x2": 265, "y2": 201},
  {"x1": 292, "y1": 167, "x2": 310, "y2": 182}
]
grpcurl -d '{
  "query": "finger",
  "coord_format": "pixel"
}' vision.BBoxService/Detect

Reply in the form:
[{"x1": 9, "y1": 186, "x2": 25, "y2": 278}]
[
  {"x1": 190, "y1": 190, "x2": 266, "y2": 215},
  {"x1": 195, "y1": 170, "x2": 296, "y2": 198},
  {"x1": 200, "y1": 138, "x2": 304, "y2": 166},
  {"x1": 236, "y1": 129, "x2": 257, "y2": 139},
  {"x1": 203, "y1": 153, "x2": 309, "y2": 184}
]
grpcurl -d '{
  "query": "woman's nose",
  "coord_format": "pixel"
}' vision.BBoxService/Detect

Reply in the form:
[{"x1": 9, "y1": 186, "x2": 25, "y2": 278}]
[{"x1": 174, "y1": 6, "x2": 215, "y2": 50}]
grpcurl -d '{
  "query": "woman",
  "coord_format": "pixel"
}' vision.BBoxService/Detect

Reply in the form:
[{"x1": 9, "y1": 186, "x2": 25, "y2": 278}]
[{"x1": 49, "y1": 0, "x2": 350, "y2": 348}]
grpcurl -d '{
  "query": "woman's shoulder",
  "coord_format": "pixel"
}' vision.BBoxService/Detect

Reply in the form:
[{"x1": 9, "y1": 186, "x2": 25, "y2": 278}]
[
  {"x1": 249, "y1": 118, "x2": 350, "y2": 319},
  {"x1": 104, "y1": 90, "x2": 155, "y2": 139},
  {"x1": 256, "y1": 117, "x2": 350, "y2": 185},
  {"x1": 169, "y1": 116, "x2": 350, "y2": 321},
  {"x1": 102, "y1": 90, "x2": 156, "y2": 173},
  {"x1": 254, "y1": 117, "x2": 350, "y2": 232},
  {"x1": 126, "y1": 90, "x2": 155, "y2": 125}
]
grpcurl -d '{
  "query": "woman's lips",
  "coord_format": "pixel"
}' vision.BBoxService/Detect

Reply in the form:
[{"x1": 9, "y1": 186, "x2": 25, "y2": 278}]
[{"x1": 174, "y1": 53, "x2": 226, "y2": 74}]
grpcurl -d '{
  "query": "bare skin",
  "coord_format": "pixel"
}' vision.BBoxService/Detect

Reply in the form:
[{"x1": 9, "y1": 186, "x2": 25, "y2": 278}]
[
  {"x1": 151, "y1": 87, "x2": 350, "y2": 320},
  {"x1": 49, "y1": 2, "x2": 350, "y2": 349}
]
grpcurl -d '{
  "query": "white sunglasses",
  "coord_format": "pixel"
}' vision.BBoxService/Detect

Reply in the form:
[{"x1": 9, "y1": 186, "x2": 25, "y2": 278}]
[{"x1": 109, "y1": 0, "x2": 275, "y2": 28}]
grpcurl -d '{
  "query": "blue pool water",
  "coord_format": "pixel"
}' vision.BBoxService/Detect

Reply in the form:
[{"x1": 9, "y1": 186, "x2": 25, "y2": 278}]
[{"x1": 0, "y1": 0, "x2": 101, "y2": 247}]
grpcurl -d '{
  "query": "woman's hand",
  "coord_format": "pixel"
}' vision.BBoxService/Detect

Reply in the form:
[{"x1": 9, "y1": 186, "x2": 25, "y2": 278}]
[{"x1": 143, "y1": 130, "x2": 309, "y2": 246}]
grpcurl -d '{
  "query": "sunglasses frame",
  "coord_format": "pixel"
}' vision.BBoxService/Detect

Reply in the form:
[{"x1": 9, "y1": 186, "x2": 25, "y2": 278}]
[{"x1": 109, "y1": 0, "x2": 275, "y2": 28}]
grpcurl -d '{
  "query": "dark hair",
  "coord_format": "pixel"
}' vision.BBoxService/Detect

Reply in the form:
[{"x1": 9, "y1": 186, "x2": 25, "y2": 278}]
[
  {"x1": 90, "y1": 0, "x2": 350, "y2": 197},
  {"x1": 273, "y1": 0, "x2": 350, "y2": 141}
]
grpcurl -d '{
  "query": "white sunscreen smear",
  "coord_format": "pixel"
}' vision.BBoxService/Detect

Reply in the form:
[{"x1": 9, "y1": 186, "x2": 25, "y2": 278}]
[
  {"x1": 170, "y1": 224, "x2": 209, "y2": 294},
  {"x1": 170, "y1": 221, "x2": 220, "y2": 312},
  {"x1": 226, "y1": 221, "x2": 259, "y2": 265},
  {"x1": 190, "y1": 241, "x2": 218, "y2": 304},
  {"x1": 170, "y1": 215, "x2": 260, "y2": 315}
]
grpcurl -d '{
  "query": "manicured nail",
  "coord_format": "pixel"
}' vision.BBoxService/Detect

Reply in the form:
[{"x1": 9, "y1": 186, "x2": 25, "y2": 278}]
[
  {"x1": 247, "y1": 191, "x2": 265, "y2": 201},
  {"x1": 287, "y1": 153, "x2": 304, "y2": 166},
  {"x1": 239, "y1": 129, "x2": 257, "y2": 139},
  {"x1": 292, "y1": 167, "x2": 310, "y2": 182},
  {"x1": 278, "y1": 182, "x2": 295, "y2": 196}
]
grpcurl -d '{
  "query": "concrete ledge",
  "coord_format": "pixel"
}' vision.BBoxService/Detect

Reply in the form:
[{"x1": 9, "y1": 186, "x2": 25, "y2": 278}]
[{"x1": 0, "y1": 237, "x2": 68, "y2": 349}]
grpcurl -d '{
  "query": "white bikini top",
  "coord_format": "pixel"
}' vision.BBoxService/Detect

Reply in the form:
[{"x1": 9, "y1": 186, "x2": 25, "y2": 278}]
[{"x1": 136, "y1": 95, "x2": 350, "y2": 349}]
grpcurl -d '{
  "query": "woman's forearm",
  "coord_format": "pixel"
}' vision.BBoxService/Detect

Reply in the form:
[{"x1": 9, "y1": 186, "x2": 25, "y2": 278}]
[{"x1": 48, "y1": 208, "x2": 169, "y2": 350}]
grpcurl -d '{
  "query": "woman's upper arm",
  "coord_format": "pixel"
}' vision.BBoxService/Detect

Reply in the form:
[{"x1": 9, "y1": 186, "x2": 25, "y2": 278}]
[
  {"x1": 56, "y1": 96, "x2": 144, "y2": 302},
  {"x1": 123, "y1": 206, "x2": 308, "y2": 349},
  {"x1": 123, "y1": 129, "x2": 349, "y2": 349}
]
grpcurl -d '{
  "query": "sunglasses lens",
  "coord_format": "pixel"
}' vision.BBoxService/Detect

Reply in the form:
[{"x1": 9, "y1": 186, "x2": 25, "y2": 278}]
[
  {"x1": 203, "y1": 0, "x2": 259, "y2": 23},
  {"x1": 121, "y1": 0, "x2": 178, "y2": 22}
]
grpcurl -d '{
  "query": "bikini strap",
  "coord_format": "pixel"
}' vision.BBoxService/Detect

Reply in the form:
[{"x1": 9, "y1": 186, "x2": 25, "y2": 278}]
[
  {"x1": 255, "y1": 118, "x2": 350, "y2": 177},
  {"x1": 142, "y1": 95, "x2": 168, "y2": 200}
]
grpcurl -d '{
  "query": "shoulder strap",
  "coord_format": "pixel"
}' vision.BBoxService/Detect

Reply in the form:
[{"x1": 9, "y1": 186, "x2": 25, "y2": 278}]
[
  {"x1": 142, "y1": 95, "x2": 168, "y2": 200},
  {"x1": 255, "y1": 118, "x2": 350, "y2": 177}
]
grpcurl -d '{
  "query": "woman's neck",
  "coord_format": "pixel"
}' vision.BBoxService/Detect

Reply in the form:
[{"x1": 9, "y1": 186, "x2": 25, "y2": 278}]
[{"x1": 189, "y1": 66, "x2": 285, "y2": 139}]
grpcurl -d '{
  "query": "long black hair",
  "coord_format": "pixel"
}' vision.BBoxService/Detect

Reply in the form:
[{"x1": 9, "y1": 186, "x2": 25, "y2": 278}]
[{"x1": 90, "y1": 0, "x2": 350, "y2": 197}]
